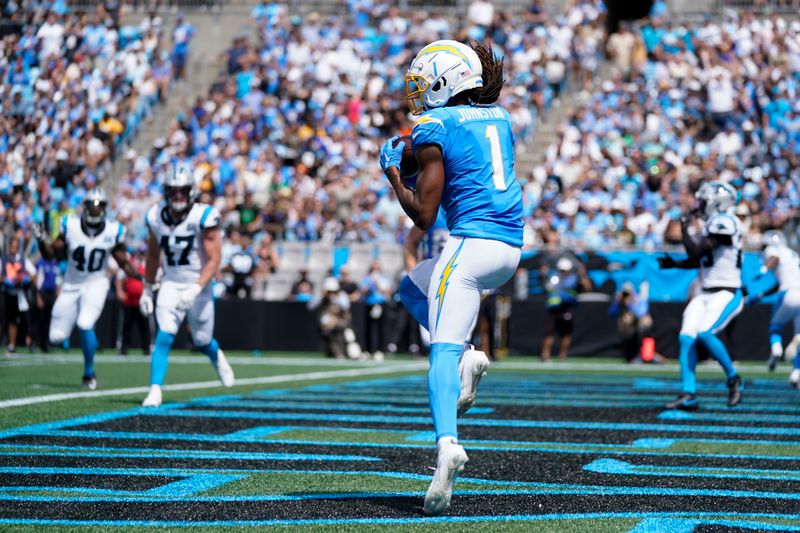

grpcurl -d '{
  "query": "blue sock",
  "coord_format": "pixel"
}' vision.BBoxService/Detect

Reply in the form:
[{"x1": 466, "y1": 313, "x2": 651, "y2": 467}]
[
  {"x1": 678, "y1": 334, "x2": 698, "y2": 395},
  {"x1": 428, "y1": 342, "x2": 462, "y2": 441},
  {"x1": 198, "y1": 338, "x2": 220, "y2": 364},
  {"x1": 150, "y1": 330, "x2": 175, "y2": 386},
  {"x1": 795, "y1": 352, "x2": 800, "y2": 370},
  {"x1": 399, "y1": 275, "x2": 429, "y2": 331},
  {"x1": 78, "y1": 329, "x2": 98, "y2": 378},
  {"x1": 697, "y1": 331, "x2": 737, "y2": 379}
]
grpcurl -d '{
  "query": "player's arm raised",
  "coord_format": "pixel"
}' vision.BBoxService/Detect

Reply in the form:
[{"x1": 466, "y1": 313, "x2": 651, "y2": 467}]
[
  {"x1": 33, "y1": 223, "x2": 66, "y2": 260},
  {"x1": 111, "y1": 243, "x2": 143, "y2": 281},
  {"x1": 383, "y1": 141, "x2": 444, "y2": 231}
]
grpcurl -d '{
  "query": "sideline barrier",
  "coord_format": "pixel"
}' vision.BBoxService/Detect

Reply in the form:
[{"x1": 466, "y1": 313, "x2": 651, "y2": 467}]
[{"x1": 71, "y1": 299, "x2": 781, "y2": 361}]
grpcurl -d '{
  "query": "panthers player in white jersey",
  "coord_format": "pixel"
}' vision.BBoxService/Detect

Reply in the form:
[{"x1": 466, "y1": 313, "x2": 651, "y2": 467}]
[
  {"x1": 749, "y1": 231, "x2": 800, "y2": 381},
  {"x1": 34, "y1": 189, "x2": 142, "y2": 390},
  {"x1": 138, "y1": 163, "x2": 234, "y2": 407},
  {"x1": 658, "y1": 181, "x2": 744, "y2": 411}
]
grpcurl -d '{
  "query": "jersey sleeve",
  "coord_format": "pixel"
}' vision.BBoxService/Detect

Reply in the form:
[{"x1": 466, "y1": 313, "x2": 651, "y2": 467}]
[
  {"x1": 199, "y1": 205, "x2": 221, "y2": 230},
  {"x1": 411, "y1": 112, "x2": 447, "y2": 151},
  {"x1": 705, "y1": 214, "x2": 738, "y2": 237},
  {"x1": 115, "y1": 222, "x2": 127, "y2": 245}
]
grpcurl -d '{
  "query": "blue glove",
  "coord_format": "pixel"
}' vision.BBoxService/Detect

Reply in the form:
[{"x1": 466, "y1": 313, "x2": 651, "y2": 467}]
[{"x1": 380, "y1": 136, "x2": 404, "y2": 174}]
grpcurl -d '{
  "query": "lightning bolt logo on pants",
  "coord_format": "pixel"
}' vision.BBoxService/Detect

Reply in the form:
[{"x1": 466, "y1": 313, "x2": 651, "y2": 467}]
[{"x1": 435, "y1": 239, "x2": 465, "y2": 329}]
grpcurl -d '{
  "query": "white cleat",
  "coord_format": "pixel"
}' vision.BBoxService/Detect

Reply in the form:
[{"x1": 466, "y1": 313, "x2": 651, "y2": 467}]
[
  {"x1": 423, "y1": 438, "x2": 468, "y2": 516},
  {"x1": 214, "y1": 350, "x2": 235, "y2": 388},
  {"x1": 791, "y1": 369, "x2": 800, "y2": 389},
  {"x1": 457, "y1": 348, "x2": 490, "y2": 416},
  {"x1": 786, "y1": 335, "x2": 800, "y2": 361},
  {"x1": 81, "y1": 375, "x2": 97, "y2": 390},
  {"x1": 142, "y1": 385, "x2": 163, "y2": 407}
]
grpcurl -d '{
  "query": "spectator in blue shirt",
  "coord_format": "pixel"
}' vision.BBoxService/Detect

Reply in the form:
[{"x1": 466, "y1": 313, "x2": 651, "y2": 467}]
[
  {"x1": 34, "y1": 255, "x2": 59, "y2": 353},
  {"x1": 361, "y1": 261, "x2": 391, "y2": 357},
  {"x1": 171, "y1": 13, "x2": 195, "y2": 80}
]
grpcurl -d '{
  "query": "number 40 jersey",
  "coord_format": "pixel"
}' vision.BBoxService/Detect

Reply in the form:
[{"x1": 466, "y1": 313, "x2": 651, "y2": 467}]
[
  {"x1": 145, "y1": 202, "x2": 221, "y2": 284},
  {"x1": 61, "y1": 215, "x2": 125, "y2": 286}
]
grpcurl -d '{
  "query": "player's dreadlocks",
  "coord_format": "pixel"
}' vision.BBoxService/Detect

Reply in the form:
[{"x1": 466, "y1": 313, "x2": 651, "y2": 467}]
[{"x1": 468, "y1": 40, "x2": 504, "y2": 105}]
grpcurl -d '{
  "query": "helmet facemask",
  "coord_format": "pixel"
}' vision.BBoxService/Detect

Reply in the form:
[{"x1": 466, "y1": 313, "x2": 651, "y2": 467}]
[
  {"x1": 83, "y1": 199, "x2": 106, "y2": 227},
  {"x1": 166, "y1": 185, "x2": 193, "y2": 216}
]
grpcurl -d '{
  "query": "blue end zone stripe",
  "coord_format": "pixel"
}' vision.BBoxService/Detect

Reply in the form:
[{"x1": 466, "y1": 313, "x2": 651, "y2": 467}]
[
  {"x1": 2, "y1": 512, "x2": 800, "y2": 528},
  {"x1": 199, "y1": 206, "x2": 212, "y2": 228}
]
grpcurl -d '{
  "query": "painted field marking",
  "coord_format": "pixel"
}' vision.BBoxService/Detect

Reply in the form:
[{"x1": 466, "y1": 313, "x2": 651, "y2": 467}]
[
  {"x1": 585, "y1": 458, "x2": 800, "y2": 481},
  {"x1": 135, "y1": 406, "x2": 800, "y2": 437},
  {"x1": 2, "y1": 513, "x2": 800, "y2": 528},
  {"x1": 0, "y1": 362, "x2": 427, "y2": 409},
  {"x1": 0, "y1": 354, "x2": 396, "y2": 368}
]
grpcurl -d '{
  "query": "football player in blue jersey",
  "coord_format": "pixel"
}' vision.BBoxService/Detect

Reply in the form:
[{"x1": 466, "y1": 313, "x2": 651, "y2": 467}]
[{"x1": 380, "y1": 40, "x2": 523, "y2": 515}]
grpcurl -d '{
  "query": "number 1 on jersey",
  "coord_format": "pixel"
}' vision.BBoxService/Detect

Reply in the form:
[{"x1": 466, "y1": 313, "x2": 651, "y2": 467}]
[{"x1": 485, "y1": 125, "x2": 506, "y2": 191}]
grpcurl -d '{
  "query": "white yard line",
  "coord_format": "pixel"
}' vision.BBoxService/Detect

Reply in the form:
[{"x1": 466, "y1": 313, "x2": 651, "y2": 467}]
[
  {"x1": 0, "y1": 354, "x2": 394, "y2": 367},
  {"x1": 0, "y1": 362, "x2": 427, "y2": 409}
]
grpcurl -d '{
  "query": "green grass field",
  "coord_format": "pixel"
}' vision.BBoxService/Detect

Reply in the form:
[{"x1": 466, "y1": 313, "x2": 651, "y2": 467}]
[{"x1": 1, "y1": 351, "x2": 799, "y2": 532}]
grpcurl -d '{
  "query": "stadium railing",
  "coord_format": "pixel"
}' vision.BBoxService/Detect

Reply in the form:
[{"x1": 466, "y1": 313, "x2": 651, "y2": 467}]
[{"x1": 714, "y1": 0, "x2": 800, "y2": 11}]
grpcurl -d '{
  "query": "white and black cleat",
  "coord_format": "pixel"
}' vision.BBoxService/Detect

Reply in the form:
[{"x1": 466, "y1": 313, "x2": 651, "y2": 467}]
[
  {"x1": 457, "y1": 348, "x2": 490, "y2": 416},
  {"x1": 423, "y1": 437, "x2": 468, "y2": 516},
  {"x1": 790, "y1": 369, "x2": 800, "y2": 389},
  {"x1": 142, "y1": 385, "x2": 163, "y2": 407},
  {"x1": 214, "y1": 350, "x2": 235, "y2": 388},
  {"x1": 81, "y1": 375, "x2": 97, "y2": 391}
]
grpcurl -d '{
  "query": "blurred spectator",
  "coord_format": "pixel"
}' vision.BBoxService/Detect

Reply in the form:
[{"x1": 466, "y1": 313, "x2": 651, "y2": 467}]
[
  {"x1": 170, "y1": 13, "x2": 195, "y2": 80},
  {"x1": 361, "y1": 261, "x2": 391, "y2": 357},
  {"x1": 115, "y1": 251, "x2": 150, "y2": 356},
  {"x1": 3, "y1": 237, "x2": 35, "y2": 354},
  {"x1": 337, "y1": 265, "x2": 361, "y2": 302},
  {"x1": 290, "y1": 269, "x2": 314, "y2": 302},
  {"x1": 33, "y1": 253, "x2": 59, "y2": 353},
  {"x1": 541, "y1": 256, "x2": 592, "y2": 361},
  {"x1": 608, "y1": 281, "x2": 662, "y2": 363},
  {"x1": 316, "y1": 276, "x2": 361, "y2": 359},
  {"x1": 223, "y1": 244, "x2": 256, "y2": 299}
]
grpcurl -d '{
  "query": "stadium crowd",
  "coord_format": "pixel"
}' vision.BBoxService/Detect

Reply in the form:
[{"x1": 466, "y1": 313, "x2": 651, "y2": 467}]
[
  {"x1": 0, "y1": 0, "x2": 176, "y2": 245},
  {"x1": 528, "y1": 4, "x2": 800, "y2": 251},
  {"x1": 114, "y1": 0, "x2": 606, "y2": 256},
  {"x1": 1, "y1": 0, "x2": 800, "y2": 308}
]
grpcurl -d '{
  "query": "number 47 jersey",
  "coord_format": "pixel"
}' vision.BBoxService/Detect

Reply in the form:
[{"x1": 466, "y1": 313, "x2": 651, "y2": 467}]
[
  {"x1": 61, "y1": 215, "x2": 125, "y2": 286},
  {"x1": 145, "y1": 202, "x2": 221, "y2": 284}
]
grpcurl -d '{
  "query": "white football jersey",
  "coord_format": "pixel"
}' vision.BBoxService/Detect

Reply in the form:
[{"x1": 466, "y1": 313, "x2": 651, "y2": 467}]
[
  {"x1": 763, "y1": 244, "x2": 800, "y2": 291},
  {"x1": 145, "y1": 202, "x2": 221, "y2": 284},
  {"x1": 699, "y1": 213, "x2": 742, "y2": 290},
  {"x1": 60, "y1": 215, "x2": 125, "y2": 286}
]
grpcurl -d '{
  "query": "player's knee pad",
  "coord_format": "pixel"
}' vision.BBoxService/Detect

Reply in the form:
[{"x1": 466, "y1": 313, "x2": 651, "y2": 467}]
[
  {"x1": 76, "y1": 316, "x2": 97, "y2": 332},
  {"x1": 192, "y1": 329, "x2": 212, "y2": 348},
  {"x1": 49, "y1": 329, "x2": 67, "y2": 345}
]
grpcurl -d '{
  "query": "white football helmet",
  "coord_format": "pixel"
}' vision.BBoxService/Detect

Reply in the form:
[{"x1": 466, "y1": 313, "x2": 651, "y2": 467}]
[
  {"x1": 695, "y1": 181, "x2": 737, "y2": 218},
  {"x1": 405, "y1": 40, "x2": 483, "y2": 115},
  {"x1": 164, "y1": 162, "x2": 196, "y2": 215},
  {"x1": 762, "y1": 230, "x2": 787, "y2": 248},
  {"x1": 82, "y1": 188, "x2": 107, "y2": 226}
]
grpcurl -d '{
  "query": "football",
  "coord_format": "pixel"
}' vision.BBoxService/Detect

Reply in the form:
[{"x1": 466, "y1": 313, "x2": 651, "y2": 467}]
[{"x1": 393, "y1": 134, "x2": 418, "y2": 182}]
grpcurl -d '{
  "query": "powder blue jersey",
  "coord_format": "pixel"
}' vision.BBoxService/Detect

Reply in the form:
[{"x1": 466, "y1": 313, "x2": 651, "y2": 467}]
[
  {"x1": 425, "y1": 208, "x2": 450, "y2": 259},
  {"x1": 411, "y1": 105, "x2": 523, "y2": 247}
]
